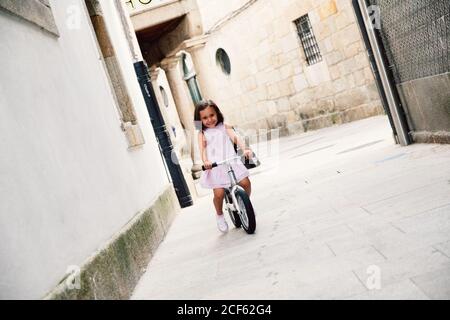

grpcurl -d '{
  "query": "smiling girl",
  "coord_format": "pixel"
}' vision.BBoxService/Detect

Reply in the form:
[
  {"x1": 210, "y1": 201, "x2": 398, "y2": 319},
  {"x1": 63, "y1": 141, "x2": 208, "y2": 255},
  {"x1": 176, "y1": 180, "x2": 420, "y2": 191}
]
[{"x1": 194, "y1": 100, "x2": 253, "y2": 233}]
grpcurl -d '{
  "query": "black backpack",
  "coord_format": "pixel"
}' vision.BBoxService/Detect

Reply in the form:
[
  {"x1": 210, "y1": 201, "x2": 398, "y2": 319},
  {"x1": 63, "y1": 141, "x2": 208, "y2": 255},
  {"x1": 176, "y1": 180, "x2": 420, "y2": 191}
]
[{"x1": 232, "y1": 127, "x2": 261, "y2": 170}]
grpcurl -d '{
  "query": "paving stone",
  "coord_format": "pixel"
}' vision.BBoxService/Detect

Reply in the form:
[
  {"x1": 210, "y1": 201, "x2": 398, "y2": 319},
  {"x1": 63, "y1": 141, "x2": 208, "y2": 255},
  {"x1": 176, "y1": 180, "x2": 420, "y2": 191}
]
[
  {"x1": 352, "y1": 246, "x2": 450, "y2": 290},
  {"x1": 434, "y1": 240, "x2": 450, "y2": 258},
  {"x1": 346, "y1": 279, "x2": 430, "y2": 300},
  {"x1": 411, "y1": 266, "x2": 450, "y2": 300}
]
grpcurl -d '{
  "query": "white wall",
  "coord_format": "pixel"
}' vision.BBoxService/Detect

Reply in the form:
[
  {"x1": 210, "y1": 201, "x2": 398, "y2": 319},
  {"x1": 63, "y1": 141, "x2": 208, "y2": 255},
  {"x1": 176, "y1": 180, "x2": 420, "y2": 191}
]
[
  {"x1": 0, "y1": 0, "x2": 169, "y2": 299},
  {"x1": 196, "y1": 0, "x2": 251, "y2": 32}
]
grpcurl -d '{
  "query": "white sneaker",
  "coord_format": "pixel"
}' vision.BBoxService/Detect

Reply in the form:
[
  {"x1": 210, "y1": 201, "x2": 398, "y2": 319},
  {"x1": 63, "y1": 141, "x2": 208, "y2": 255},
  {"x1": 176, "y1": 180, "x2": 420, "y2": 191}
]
[{"x1": 216, "y1": 214, "x2": 229, "y2": 233}]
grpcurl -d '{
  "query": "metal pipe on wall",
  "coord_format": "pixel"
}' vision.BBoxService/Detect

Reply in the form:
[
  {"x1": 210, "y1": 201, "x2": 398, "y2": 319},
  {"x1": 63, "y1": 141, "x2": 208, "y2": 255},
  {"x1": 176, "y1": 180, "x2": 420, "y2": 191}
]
[
  {"x1": 356, "y1": 0, "x2": 411, "y2": 146},
  {"x1": 135, "y1": 60, "x2": 193, "y2": 208}
]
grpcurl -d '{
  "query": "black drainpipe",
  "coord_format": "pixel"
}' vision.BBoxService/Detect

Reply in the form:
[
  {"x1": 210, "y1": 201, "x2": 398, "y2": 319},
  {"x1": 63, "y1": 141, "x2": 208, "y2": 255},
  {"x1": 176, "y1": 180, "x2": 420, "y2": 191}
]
[
  {"x1": 134, "y1": 60, "x2": 193, "y2": 208},
  {"x1": 352, "y1": 0, "x2": 399, "y2": 141}
]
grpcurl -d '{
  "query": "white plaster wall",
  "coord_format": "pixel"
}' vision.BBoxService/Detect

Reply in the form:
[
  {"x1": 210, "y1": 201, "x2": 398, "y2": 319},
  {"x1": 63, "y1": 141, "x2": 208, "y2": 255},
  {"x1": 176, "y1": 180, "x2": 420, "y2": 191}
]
[
  {"x1": 200, "y1": 0, "x2": 274, "y2": 124},
  {"x1": 0, "y1": 0, "x2": 169, "y2": 299},
  {"x1": 196, "y1": 0, "x2": 250, "y2": 32}
]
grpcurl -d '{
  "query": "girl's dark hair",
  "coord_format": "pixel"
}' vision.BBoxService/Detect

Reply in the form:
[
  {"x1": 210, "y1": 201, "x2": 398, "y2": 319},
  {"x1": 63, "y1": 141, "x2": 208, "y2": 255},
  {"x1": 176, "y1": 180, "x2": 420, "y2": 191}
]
[{"x1": 194, "y1": 99, "x2": 225, "y2": 131}]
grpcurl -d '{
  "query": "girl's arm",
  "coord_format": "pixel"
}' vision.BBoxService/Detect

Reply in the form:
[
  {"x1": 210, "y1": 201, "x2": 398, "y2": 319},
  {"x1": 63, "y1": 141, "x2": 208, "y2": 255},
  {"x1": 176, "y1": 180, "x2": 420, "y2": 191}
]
[
  {"x1": 225, "y1": 124, "x2": 253, "y2": 158},
  {"x1": 198, "y1": 131, "x2": 212, "y2": 169}
]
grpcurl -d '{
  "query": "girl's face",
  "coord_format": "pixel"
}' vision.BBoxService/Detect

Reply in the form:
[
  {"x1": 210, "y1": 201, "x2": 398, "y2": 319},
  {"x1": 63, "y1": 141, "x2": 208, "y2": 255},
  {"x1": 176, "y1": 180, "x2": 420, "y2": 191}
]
[{"x1": 199, "y1": 106, "x2": 218, "y2": 129}]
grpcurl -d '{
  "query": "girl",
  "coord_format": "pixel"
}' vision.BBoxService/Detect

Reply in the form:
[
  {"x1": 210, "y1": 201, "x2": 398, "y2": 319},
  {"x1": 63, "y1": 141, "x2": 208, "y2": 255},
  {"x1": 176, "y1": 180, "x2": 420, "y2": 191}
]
[{"x1": 194, "y1": 100, "x2": 253, "y2": 233}]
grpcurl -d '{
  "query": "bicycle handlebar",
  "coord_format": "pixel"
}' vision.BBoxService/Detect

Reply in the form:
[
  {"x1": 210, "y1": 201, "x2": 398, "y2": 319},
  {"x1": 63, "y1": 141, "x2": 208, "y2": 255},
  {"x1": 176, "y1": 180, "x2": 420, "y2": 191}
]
[
  {"x1": 201, "y1": 156, "x2": 242, "y2": 171},
  {"x1": 201, "y1": 163, "x2": 217, "y2": 171}
]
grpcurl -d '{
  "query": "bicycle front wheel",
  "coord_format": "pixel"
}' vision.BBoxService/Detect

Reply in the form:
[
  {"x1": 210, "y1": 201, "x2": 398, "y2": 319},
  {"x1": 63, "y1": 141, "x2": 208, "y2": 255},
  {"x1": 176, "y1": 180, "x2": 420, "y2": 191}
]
[
  {"x1": 235, "y1": 188, "x2": 256, "y2": 234},
  {"x1": 224, "y1": 190, "x2": 241, "y2": 228}
]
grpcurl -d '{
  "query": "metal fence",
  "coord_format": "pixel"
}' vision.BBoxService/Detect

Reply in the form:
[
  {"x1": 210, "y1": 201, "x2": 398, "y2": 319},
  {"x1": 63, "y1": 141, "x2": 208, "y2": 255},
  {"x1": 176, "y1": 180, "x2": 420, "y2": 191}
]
[{"x1": 368, "y1": 0, "x2": 450, "y2": 84}]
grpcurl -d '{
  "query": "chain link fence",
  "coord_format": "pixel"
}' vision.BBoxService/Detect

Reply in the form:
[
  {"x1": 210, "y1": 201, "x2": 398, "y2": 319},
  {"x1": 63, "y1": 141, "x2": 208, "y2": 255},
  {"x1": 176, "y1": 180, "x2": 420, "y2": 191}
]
[{"x1": 368, "y1": 0, "x2": 450, "y2": 84}]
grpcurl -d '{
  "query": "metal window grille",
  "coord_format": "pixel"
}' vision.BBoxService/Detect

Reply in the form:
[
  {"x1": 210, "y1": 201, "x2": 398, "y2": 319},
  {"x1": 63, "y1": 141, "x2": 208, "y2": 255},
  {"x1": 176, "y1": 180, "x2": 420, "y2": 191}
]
[{"x1": 295, "y1": 14, "x2": 323, "y2": 65}]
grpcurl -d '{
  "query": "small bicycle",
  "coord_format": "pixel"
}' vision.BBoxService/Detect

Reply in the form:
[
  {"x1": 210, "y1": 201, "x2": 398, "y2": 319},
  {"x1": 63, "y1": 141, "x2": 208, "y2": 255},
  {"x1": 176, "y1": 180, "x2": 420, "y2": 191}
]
[{"x1": 202, "y1": 156, "x2": 256, "y2": 234}]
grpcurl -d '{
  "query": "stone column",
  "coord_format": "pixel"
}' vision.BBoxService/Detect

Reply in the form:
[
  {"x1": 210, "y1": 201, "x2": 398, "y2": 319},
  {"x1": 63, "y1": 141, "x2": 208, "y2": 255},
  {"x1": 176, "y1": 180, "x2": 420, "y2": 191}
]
[
  {"x1": 160, "y1": 56, "x2": 203, "y2": 179},
  {"x1": 180, "y1": 36, "x2": 217, "y2": 101},
  {"x1": 149, "y1": 68, "x2": 177, "y2": 145}
]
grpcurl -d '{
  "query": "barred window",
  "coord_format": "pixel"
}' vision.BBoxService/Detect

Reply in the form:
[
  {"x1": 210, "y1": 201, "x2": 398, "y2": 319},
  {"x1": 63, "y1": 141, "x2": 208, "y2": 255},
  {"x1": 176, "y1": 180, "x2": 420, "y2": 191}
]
[{"x1": 294, "y1": 14, "x2": 322, "y2": 66}]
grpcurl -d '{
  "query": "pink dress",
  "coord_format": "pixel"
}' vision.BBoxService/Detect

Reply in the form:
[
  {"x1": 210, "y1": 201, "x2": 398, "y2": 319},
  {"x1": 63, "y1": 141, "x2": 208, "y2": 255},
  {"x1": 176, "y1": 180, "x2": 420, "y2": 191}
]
[{"x1": 200, "y1": 123, "x2": 249, "y2": 189}]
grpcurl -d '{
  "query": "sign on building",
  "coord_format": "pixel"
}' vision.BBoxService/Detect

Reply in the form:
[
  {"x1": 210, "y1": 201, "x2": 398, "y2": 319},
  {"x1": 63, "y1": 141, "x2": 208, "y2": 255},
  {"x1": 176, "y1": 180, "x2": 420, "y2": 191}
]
[{"x1": 124, "y1": 0, "x2": 170, "y2": 12}]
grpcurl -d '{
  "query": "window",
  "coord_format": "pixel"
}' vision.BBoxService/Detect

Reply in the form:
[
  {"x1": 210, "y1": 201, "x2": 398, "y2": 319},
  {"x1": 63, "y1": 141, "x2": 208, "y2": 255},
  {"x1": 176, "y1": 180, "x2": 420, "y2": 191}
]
[
  {"x1": 0, "y1": 0, "x2": 59, "y2": 36},
  {"x1": 215, "y1": 48, "x2": 231, "y2": 75},
  {"x1": 182, "y1": 53, "x2": 203, "y2": 105},
  {"x1": 294, "y1": 14, "x2": 322, "y2": 66}
]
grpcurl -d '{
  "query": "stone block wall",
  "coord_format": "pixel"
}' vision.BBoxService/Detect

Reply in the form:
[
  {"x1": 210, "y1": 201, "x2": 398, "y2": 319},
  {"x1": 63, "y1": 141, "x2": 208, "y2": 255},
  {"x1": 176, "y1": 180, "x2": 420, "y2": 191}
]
[{"x1": 203, "y1": 0, "x2": 383, "y2": 136}]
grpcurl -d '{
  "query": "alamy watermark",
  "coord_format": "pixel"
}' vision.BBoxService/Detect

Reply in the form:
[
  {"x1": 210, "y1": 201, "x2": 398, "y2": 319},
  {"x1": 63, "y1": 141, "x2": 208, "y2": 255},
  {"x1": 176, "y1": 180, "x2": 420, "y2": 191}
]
[
  {"x1": 65, "y1": 265, "x2": 81, "y2": 290},
  {"x1": 186, "y1": 123, "x2": 280, "y2": 174},
  {"x1": 366, "y1": 265, "x2": 381, "y2": 290},
  {"x1": 66, "y1": 5, "x2": 82, "y2": 30},
  {"x1": 368, "y1": 5, "x2": 381, "y2": 30}
]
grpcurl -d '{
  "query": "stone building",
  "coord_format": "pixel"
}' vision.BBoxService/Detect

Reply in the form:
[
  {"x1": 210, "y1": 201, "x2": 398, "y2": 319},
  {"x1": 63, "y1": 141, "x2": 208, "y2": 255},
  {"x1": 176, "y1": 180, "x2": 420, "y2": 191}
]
[
  {"x1": 126, "y1": 0, "x2": 385, "y2": 178},
  {"x1": 0, "y1": 0, "x2": 188, "y2": 299},
  {"x1": 196, "y1": 0, "x2": 384, "y2": 134}
]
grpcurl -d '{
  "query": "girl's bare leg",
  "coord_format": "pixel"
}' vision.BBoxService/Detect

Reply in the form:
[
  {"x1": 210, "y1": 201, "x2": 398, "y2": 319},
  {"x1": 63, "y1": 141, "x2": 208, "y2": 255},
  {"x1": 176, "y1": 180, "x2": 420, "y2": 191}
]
[
  {"x1": 213, "y1": 188, "x2": 225, "y2": 215},
  {"x1": 238, "y1": 177, "x2": 252, "y2": 196}
]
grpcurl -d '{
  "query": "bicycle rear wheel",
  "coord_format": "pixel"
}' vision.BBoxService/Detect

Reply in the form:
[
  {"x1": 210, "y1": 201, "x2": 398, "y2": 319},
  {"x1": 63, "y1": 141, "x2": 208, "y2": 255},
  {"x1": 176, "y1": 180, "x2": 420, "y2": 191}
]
[{"x1": 235, "y1": 188, "x2": 256, "y2": 234}]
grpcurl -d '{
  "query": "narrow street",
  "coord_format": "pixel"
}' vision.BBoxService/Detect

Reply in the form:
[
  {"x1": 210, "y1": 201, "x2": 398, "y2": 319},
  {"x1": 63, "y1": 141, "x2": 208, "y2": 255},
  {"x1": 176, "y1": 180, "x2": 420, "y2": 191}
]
[
  {"x1": 132, "y1": 115, "x2": 450, "y2": 300},
  {"x1": 2, "y1": 0, "x2": 449, "y2": 301}
]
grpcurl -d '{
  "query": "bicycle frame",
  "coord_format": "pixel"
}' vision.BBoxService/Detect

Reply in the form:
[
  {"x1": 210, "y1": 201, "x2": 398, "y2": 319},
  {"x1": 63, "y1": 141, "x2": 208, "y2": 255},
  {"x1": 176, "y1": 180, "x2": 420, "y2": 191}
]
[{"x1": 211, "y1": 156, "x2": 245, "y2": 213}]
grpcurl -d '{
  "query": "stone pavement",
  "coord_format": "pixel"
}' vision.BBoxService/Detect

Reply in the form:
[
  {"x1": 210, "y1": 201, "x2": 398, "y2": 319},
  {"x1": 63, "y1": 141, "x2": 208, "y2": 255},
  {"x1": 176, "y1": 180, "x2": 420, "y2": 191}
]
[{"x1": 131, "y1": 116, "x2": 450, "y2": 300}]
